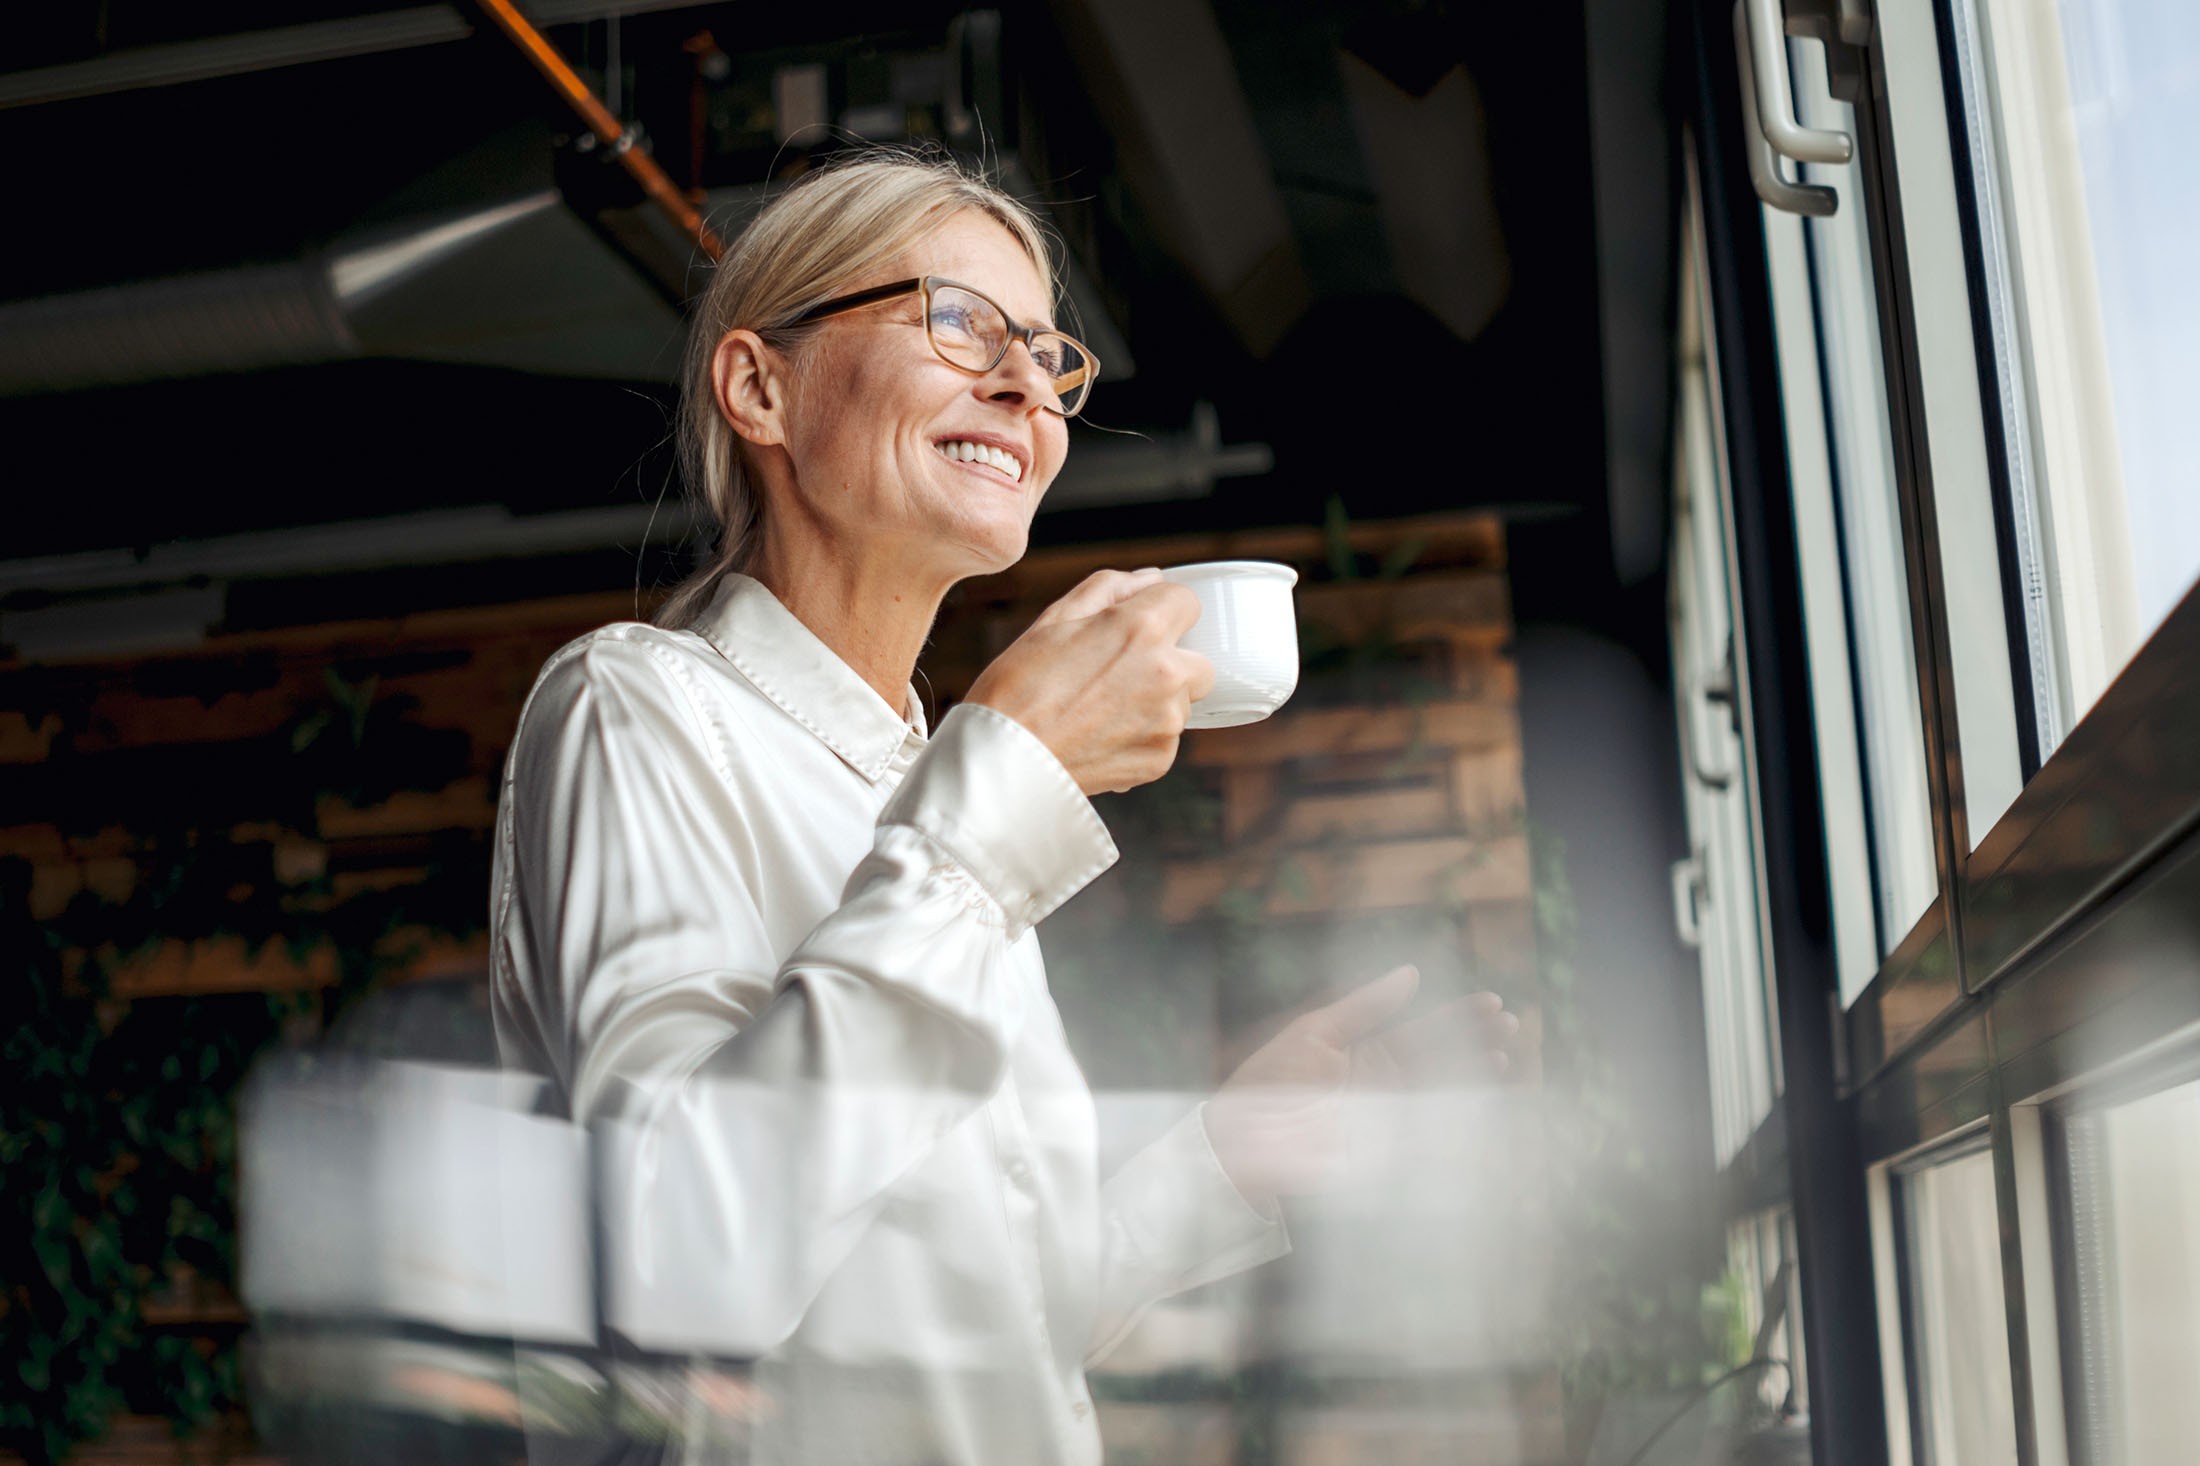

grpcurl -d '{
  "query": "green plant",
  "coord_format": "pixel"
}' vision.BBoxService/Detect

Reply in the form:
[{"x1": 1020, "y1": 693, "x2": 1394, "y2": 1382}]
[
  {"x1": 2, "y1": 670, "x2": 481, "y2": 1463},
  {"x1": 1530, "y1": 823, "x2": 1728, "y2": 1416}
]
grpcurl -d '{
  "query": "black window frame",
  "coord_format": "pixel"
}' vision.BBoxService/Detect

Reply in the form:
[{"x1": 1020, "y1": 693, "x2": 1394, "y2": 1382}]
[{"x1": 1678, "y1": 2, "x2": 2200, "y2": 1465}]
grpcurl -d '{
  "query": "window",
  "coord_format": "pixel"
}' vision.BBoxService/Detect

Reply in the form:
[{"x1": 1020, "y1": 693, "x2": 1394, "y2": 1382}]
[
  {"x1": 2054, "y1": 1073, "x2": 2200, "y2": 1466},
  {"x1": 1878, "y1": 0, "x2": 2030, "y2": 846},
  {"x1": 1900, "y1": 1144, "x2": 2019, "y2": 1466},
  {"x1": 1951, "y1": 0, "x2": 2200, "y2": 751},
  {"x1": 1727, "y1": 1206, "x2": 1808, "y2": 1416},
  {"x1": 1756, "y1": 56, "x2": 1938, "y2": 999},
  {"x1": 1674, "y1": 170, "x2": 1782, "y2": 1160}
]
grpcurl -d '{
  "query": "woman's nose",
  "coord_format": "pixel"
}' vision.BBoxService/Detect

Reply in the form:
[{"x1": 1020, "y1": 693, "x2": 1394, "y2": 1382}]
[{"x1": 985, "y1": 339, "x2": 1053, "y2": 409}]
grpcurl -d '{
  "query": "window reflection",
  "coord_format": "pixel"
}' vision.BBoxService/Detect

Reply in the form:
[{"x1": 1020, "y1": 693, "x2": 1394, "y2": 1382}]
[
  {"x1": 1796, "y1": 71, "x2": 1939, "y2": 958},
  {"x1": 1674, "y1": 180, "x2": 1781, "y2": 1157},
  {"x1": 1902, "y1": 1145, "x2": 2018, "y2": 1466},
  {"x1": 2059, "y1": 1075, "x2": 2200, "y2": 1466},
  {"x1": 1956, "y1": 0, "x2": 2200, "y2": 745},
  {"x1": 1762, "y1": 50, "x2": 1940, "y2": 980}
]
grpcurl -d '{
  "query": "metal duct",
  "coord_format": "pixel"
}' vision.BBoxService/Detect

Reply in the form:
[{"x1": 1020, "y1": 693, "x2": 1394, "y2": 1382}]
[
  {"x1": 0, "y1": 187, "x2": 701, "y2": 397},
  {"x1": 0, "y1": 262, "x2": 361, "y2": 394}
]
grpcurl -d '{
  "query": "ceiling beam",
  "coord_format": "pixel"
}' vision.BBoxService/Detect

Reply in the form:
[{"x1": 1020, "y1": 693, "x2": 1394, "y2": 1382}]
[
  {"x1": 0, "y1": 0, "x2": 697, "y2": 110},
  {"x1": 1044, "y1": 0, "x2": 1310, "y2": 356}
]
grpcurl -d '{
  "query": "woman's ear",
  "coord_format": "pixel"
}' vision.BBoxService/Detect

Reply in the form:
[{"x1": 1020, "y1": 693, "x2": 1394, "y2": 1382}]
[{"x1": 711, "y1": 328, "x2": 790, "y2": 448}]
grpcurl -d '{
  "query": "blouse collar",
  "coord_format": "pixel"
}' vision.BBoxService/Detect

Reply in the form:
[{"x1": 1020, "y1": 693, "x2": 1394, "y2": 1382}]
[{"x1": 693, "y1": 573, "x2": 928, "y2": 783}]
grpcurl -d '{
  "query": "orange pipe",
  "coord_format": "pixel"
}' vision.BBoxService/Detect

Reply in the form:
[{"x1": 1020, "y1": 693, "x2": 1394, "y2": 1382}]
[{"x1": 473, "y1": 0, "x2": 725, "y2": 261}]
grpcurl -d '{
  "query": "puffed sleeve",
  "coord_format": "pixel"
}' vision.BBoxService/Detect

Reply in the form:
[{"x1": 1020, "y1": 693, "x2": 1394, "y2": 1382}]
[{"x1": 492, "y1": 635, "x2": 1116, "y2": 1357}]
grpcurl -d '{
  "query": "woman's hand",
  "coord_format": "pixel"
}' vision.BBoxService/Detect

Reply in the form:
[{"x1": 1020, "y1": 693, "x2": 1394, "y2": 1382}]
[
  {"x1": 1201, "y1": 966, "x2": 1519, "y2": 1209},
  {"x1": 966, "y1": 569, "x2": 1216, "y2": 795}
]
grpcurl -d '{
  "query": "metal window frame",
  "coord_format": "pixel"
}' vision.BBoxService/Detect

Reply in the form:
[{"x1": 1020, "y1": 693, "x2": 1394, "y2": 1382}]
[
  {"x1": 1684, "y1": 5, "x2": 1888, "y2": 1462},
  {"x1": 1683, "y1": 2, "x2": 2200, "y2": 1465}
]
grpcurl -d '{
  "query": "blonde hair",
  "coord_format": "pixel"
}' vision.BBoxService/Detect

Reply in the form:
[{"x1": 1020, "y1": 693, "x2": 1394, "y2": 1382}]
[{"x1": 654, "y1": 149, "x2": 1057, "y2": 630}]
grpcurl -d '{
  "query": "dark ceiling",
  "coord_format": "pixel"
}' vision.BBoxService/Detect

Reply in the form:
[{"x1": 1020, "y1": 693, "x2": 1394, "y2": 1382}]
[{"x1": 0, "y1": 0, "x2": 1671, "y2": 643}]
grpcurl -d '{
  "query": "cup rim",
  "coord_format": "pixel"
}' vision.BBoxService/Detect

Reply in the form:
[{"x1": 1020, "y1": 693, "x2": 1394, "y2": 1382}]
[{"x1": 1158, "y1": 560, "x2": 1300, "y2": 586}]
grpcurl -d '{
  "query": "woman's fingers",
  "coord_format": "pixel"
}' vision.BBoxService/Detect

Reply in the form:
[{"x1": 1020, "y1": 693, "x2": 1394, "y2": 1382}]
[
  {"x1": 1032, "y1": 567, "x2": 1165, "y2": 626},
  {"x1": 1180, "y1": 646, "x2": 1217, "y2": 704},
  {"x1": 1297, "y1": 965, "x2": 1421, "y2": 1050},
  {"x1": 1376, "y1": 993, "x2": 1520, "y2": 1081},
  {"x1": 968, "y1": 573, "x2": 1212, "y2": 796}
]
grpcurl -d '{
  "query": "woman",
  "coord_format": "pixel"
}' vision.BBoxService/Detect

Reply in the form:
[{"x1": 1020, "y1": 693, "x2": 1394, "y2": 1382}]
[{"x1": 491, "y1": 151, "x2": 1512, "y2": 1464}]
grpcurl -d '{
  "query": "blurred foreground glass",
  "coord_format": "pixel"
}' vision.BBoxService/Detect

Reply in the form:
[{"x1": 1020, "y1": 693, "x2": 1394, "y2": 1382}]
[
  {"x1": 2059, "y1": 1075, "x2": 2200, "y2": 1466},
  {"x1": 1903, "y1": 1145, "x2": 2017, "y2": 1465},
  {"x1": 1952, "y1": 0, "x2": 2200, "y2": 748},
  {"x1": 791, "y1": 275, "x2": 1099, "y2": 417}
]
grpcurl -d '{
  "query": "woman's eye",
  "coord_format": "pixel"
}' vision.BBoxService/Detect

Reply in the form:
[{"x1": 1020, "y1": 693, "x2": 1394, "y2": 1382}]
[
  {"x1": 1032, "y1": 344, "x2": 1065, "y2": 375},
  {"x1": 931, "y1": 305, "x2": 979, "y2": 335}
]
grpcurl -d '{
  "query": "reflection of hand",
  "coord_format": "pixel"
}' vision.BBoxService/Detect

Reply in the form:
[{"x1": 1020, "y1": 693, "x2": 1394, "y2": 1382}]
[
  {"x1": 1202, "y1": 966, "x2": 1519, "y2": 1208},
  {"x1": 966, "y1": 570, "x2": 1215, "y2": 795}
]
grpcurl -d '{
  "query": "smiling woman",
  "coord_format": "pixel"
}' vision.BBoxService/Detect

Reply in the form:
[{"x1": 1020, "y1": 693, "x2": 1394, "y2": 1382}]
[
  {"x1": 487, "y1": 147, "x2": 1517, "y2": 1466},
  {"x1": 654, "y1": 153, "x2": 1067, "y2": 636}
]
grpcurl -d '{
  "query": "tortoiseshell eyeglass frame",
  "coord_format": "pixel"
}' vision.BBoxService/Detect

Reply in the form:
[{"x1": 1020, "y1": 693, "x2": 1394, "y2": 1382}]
[{"x1": 787, "y1": 275, "x2": 1099, "y2": 418}]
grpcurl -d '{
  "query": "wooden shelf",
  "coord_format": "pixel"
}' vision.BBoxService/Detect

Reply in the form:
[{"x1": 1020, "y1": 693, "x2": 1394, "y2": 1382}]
[
  {"x1": 1183, "y1": 697, "x2": 1516, "y2": 769},
  {"x1": 960, "y1": 511, "x2": 1507, "y2": 607},
  {"x1": 1159, "y1": 833, "x2": 1530, "y2": 923},
  {"x1": 86, "y1": 930, "x2": 489, "y2": 999},
  {"x1": 98, "y1": 936, "x2": 337, "y2": 999}
]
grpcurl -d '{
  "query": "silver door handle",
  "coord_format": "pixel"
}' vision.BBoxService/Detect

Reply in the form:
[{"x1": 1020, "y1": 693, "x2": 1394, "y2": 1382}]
[
  {"x1": 1735, "y1": 2, "x2": 1838, "y2": 216},
  {"x1": 1744, "y1": 0, "x2": 1854, "y2": 164}
]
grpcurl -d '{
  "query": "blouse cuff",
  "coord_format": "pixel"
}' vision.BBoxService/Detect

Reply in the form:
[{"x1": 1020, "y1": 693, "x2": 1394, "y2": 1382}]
[
  {"x1": 1104, "y1": 1104, "x2": 1292, "y2": 1301},
  {"x1": 880, "y1": 702, "x2": 1119, "y2": 938}
]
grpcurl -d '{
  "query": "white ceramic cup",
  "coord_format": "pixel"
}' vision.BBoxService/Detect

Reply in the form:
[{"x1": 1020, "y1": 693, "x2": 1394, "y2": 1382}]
[{"x1": 1161, "y1": 560, "x2": 1301, "y2": 729}]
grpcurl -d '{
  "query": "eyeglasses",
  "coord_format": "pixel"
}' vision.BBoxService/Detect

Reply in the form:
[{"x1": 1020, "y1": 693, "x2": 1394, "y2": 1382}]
[{"x1": 788, "y1": 275, "x2": 1099, "y2": 418}]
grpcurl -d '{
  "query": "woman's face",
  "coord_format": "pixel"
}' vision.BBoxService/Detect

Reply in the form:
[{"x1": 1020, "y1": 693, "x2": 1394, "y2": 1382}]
[{"x1": 775, "y1": 210, "x2": 1069, "y2": 583}]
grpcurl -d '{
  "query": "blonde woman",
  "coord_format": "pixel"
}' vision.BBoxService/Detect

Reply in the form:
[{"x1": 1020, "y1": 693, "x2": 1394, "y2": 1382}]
[{"x1": 491, "y1": 151, "x2": 1512, "y2": 1463}]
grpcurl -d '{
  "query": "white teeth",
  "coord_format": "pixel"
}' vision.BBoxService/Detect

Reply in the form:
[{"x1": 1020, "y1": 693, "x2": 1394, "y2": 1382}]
[{"x1": 936, "y1": 440, "x2": 1022, "y2": 482}]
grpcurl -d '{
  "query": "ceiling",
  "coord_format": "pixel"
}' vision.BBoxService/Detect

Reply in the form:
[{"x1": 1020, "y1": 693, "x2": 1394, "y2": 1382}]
[{"x1": 0, "y1": 0, "x2": 1673, "y2": 648}]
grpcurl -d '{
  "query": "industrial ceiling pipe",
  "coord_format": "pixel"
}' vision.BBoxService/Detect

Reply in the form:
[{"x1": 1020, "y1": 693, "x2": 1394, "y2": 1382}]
[{"x1": 470, "y1": 0, "x2": 723, "y2": 262}]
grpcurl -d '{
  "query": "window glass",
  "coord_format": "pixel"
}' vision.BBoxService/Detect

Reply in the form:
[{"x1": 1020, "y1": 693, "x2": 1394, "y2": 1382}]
[
  {"x1": 1905, "y1": 1146, "x2": 2019, "y2": 1465},
  {"x1": 2060, "y1": 1076, "x2": 2200, "y2": 1465},
  {"x1": 1876, "y1": 1, "x2": 2029, "y2": 846},
  {"x1": 1672, "y1": 384, "x2": 1775, "y2": 1162},
  {"x1": 1954, "y1": 0, "x2": 2200, "y2": 748},
  {"x1": 1674, "y1": 180, "x2": 1781, "y2": 1160},
  {"x1": 1725, "y1": 1207, "x2": 1808, "y2": 1417},
  {"x1": 1756, "y1": 63, "x2": 1938, "y2": 992},
  {"x1": 1790, "y1": 48, "x2": 1941, "y2": 961}
]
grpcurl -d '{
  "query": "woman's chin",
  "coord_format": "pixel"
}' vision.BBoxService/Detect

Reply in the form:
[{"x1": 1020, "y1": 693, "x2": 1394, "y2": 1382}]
[{"x1": 940, "y1": 521, "x2": 1031, "y2": 578}]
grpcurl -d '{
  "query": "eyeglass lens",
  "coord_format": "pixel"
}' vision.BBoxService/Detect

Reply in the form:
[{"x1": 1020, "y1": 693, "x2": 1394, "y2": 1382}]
[{"x1": 925, "y1": 284, "x2": 1093, "y2": 416}]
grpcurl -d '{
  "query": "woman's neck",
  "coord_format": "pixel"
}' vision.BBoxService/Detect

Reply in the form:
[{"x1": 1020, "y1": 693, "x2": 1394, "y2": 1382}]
[{"x1": 746, "y1": 530, "x2": 954, "y2": 718}]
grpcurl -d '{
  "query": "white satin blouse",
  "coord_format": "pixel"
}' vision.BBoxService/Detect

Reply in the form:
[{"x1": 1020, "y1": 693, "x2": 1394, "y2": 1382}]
[{"x1": 490, "y1": 572, "x2": 1288, "y2": 1464}]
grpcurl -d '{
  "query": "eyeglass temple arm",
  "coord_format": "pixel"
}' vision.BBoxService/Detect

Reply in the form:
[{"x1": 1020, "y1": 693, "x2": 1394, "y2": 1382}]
[{"x1": 789, "y1": 278, "x2": 925, "y2": 324}]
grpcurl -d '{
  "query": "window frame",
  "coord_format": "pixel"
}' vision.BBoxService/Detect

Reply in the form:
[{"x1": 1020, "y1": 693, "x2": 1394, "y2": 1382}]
[{"x1": 1680, "y1": 1, "x2": 2200, "y2": 1464}]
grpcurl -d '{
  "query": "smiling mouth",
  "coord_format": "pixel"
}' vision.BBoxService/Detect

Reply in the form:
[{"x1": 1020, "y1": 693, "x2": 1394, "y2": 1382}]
[{"x1": 934, "y1": 438, "x2": 1026, "y2": 484}]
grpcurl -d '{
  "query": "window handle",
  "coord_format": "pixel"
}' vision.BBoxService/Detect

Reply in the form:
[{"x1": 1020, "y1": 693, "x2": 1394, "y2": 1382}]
[
  {"x1": 1743, "y1": 0, "x2": 1854, "y2": 165},
  {"x1": 1672, "y1": 854, "x2": 1708, "y2": 949},
  {"x1": 1734, "y1": 1, "x2": 1839, "y2": 217},
  {"x1": 1680, "y1": 632, "x2": 1744, "y2": 791},
  {"x1": 1679, "y1": 666, "x2": 1737, "y2": 791}
]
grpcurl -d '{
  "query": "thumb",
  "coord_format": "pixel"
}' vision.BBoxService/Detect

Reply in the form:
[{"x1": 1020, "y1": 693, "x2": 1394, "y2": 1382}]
[{"x1": 1299, "y1": 965, "x2": 1420, "y2": 1048}]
